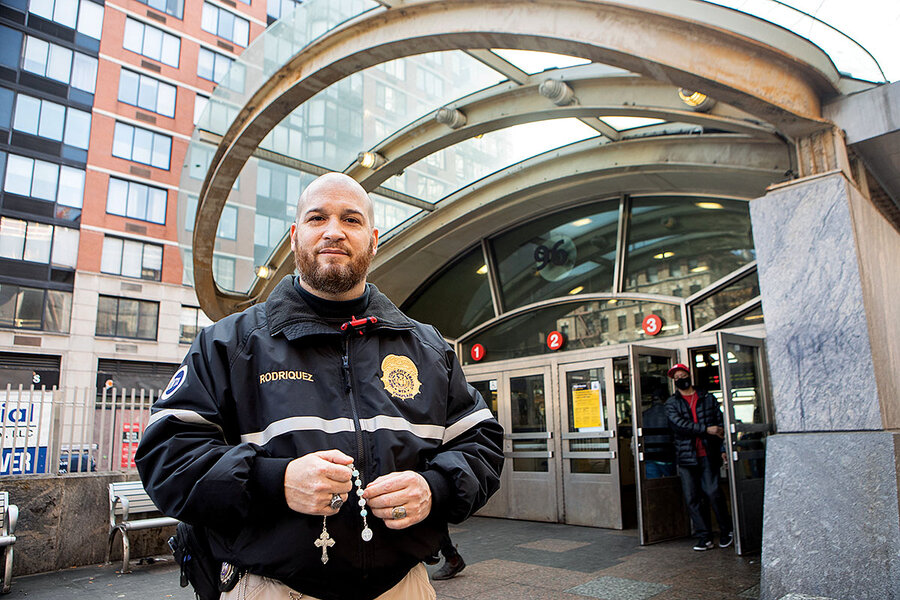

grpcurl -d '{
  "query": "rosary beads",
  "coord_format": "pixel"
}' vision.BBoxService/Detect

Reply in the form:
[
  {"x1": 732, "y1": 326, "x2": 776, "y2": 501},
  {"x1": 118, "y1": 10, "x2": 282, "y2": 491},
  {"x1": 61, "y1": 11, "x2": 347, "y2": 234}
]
[
  {"x1": 351, "y1": 463, "x2": 374, "y2": 542},
  {"x1": 315, "y1": 462, "x2": 372, "y2": 564}
]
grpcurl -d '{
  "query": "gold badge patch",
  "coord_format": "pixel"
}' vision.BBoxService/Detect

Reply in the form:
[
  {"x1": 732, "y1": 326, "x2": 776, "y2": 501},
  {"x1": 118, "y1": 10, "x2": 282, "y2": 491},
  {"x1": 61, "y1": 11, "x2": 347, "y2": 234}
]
[{"x1": 380, "y1": 354, "x2": 421, "y2": 401}]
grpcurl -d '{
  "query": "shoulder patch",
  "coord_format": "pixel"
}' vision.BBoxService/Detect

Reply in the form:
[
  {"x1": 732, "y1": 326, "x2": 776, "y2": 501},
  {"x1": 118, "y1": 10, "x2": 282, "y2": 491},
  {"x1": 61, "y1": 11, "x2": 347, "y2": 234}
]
[{"x1": 161, "y1": 365, "x2": 188, "y2": 400}]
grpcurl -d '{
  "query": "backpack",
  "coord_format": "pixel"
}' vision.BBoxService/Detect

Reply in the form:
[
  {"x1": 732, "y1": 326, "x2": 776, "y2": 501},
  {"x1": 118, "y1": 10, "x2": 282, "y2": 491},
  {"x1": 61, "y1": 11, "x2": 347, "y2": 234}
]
[{"x1": 168, "y1": 522, "x2": 242, "y2": 600}]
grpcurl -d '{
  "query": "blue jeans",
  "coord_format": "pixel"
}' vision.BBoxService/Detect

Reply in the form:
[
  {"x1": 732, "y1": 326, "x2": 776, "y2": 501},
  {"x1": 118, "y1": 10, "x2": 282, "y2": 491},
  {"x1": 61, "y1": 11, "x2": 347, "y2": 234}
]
[{"x1": 677, "y1": 456, "x2": 732, "y2": 539}]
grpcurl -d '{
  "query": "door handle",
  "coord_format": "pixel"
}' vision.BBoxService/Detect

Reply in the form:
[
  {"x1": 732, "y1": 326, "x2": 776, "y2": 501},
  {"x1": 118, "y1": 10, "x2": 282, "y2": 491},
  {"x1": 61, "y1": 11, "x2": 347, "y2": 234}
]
[
  {"x1": 732, "y1": 451, "x2": 739, "y2": 462},
  {"x1": 638, "y1": 451, "x2": 644, "y2": 462}
]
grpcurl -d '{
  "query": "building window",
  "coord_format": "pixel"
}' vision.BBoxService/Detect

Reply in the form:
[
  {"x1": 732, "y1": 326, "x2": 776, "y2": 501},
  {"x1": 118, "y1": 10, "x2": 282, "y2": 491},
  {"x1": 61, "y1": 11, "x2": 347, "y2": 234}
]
[
  {"x1": 134, "y1": 0, "x2": 183, "y2": 19},
  {"x1": 375, "y1": 83, "x2": 405, "y2": 113},
  {"x1": 122, "y1": 18, "x2": 180, "y2": 68},
  {"x1": 100, "y1": 236, "x2": 163, "y2": 281},
  {"x1": 0, "y1": 26, "x2": 23, "y2": 70},
  {"x1": 201, "y1": 3, "x2": 249, "y2": 47},
  {"x1": 0, "y1": 217, "x2": 79, "y2": 268},
  {"x1": 22, "y1": 35, "x2": 98, "y2": 94},
  {"x1": 193, "y1": 94, "x2": 209, "y2": 125},
  {"x1": 197, "y1": 47, "x2": 233, "y2": 83},
  {"x1": 3, "y1": 153, "x2": 84, "y2": 208},
  {"x1": 112, "y1": 122, "x2": 172, "y2": 170},
  {"x1": 182, "y1": 248, "x2": 193, "y2": 286},
  {"x1": 12, "y1": 93, "x2": 92, "y2": 149},
  {"x1": 0, "y1": 284, "x2": 72, "y2": 332},
  {"x1": 118, "y1": 69, "x2": 176, "y2": 118},
  {"x1": 28, "y1": 0, "x2": 104, "y2": 40},
  {"x1": 617, "y1": 315, "x2": 626, "y2": 331},
  {"x1": 217, "y1": 205, "x2": 237, "y2": 240},
  {"x1": 213, "y1": 255, "x2": 235, "y2": 290},
  {"x1": 106, "y1": 177, "x2": 168, "y2": 224},
  {"x1": 415, "y1": 69, "x2": 444, "y2": 96},
  {"x1": 179, "y1": 305, "x2": 211, "y2": 344},
  {"x1": 266, "y1": 0, "x2": 299, "y2": 21},
  {"x1": 95, "y1": 295, "x2": 159, "y2": 340}
]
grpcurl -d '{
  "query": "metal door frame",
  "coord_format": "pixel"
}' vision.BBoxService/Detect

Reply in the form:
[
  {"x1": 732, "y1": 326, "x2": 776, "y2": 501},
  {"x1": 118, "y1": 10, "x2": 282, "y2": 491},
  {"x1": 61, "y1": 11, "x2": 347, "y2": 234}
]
[
  {"x1": 629, "y1": 344, "x2": 685, "y2": 545},
  {"x1": 716, "y1": 332, "x2": 772, "y2": 555},
  {"x1": 556, "y1": 357, "x2": 621, "y2": 527},
  {"x1": 500, "y1": 364, "x2": 558, "y2": 522}
]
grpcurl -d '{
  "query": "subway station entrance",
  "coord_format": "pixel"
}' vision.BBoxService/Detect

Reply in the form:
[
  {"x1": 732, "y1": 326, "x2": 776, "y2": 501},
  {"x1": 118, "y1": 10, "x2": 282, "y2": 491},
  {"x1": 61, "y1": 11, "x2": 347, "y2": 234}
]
[{"x1": 465, "y1": 333, "x2": 772, "y2": 555}]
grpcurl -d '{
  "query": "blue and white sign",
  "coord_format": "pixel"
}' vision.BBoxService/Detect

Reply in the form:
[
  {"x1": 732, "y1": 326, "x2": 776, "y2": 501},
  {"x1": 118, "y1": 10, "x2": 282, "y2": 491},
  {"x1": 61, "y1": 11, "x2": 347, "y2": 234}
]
[{"x1": 0, "y1": 391, "x2": 53, "y2": 475}]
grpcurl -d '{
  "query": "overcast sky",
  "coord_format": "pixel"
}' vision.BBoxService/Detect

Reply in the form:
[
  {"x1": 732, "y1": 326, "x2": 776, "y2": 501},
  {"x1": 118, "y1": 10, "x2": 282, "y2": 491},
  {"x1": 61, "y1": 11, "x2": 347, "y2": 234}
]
[{"x1": 714, "y1": 0, "x2": 899, "y2": 81}]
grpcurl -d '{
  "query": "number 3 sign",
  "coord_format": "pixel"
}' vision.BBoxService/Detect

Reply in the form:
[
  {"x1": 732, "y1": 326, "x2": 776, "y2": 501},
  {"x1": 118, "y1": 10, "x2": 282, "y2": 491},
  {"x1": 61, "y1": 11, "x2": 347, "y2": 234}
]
[
  {"x1": 642, "y1": 314, "x2": 663, "y2": 336},
  {"x1": 547, "y1": 331, "x2": 566, "y2": 351}
]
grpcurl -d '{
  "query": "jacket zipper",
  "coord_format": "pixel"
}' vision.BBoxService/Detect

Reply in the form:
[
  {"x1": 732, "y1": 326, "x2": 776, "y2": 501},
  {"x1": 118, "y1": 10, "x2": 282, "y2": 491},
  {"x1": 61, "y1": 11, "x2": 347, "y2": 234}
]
[{"x1": 340, "y1": 333, "x2": 369, "y2": 573}]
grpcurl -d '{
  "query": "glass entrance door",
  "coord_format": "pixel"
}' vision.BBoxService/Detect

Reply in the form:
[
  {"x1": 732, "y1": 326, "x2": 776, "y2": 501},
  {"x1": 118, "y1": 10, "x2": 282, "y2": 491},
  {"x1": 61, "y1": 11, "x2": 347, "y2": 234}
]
[
  {"x1": 558, "y1": 359, "x2": 621, "y2": 528},
  {"x1": 470, "y1": 376, "x2": 506, "y2": 518},
  {"x1": 629, "y1": 345, "x2": 690, "y2": 545},
  {"x1": 505, "y1": 367, "x2": 557, "y2": 522},
  {"x1": 717, "y1": 333, "x2": 772, "y2": 555}
]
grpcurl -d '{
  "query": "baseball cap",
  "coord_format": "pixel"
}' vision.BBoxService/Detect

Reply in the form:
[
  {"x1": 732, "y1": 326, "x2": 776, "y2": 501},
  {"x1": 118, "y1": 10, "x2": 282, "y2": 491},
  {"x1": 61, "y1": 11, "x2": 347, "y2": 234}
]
[{"x1": 666, "y1": 363, "x2": 690, "y2": 378}]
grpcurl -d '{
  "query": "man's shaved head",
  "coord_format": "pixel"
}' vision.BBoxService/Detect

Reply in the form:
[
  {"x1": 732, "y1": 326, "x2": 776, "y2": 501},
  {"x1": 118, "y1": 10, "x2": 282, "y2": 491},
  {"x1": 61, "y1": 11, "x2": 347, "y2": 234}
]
[{"x1": 295, "y1": 172, "x2": 375, "y2": 226}]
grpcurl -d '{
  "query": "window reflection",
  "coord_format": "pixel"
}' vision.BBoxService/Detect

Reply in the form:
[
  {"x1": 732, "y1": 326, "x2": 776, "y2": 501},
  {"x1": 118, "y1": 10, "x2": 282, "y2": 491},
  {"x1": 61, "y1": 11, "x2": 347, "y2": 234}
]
[
  {"x1": 691, "y1": 270, "x2": 760, "y2": 329},
  {"x1": 403, "y1": 246, "x2": 493, "y2": 339},
  {"x1": 461, "y1": 299, "x2": 681, "y2": 365},
  {"x1": 624, "y1": 197, "x2": 754, "y2": 298},
  {"x1": 493, "y1": 199, "x2": 619, "y2": 311}
]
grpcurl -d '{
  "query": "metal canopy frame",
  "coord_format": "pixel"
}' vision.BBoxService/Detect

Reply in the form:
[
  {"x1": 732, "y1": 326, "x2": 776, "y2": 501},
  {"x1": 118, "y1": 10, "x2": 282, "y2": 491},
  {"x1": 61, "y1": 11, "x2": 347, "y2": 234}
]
[{"x1": 187, "y1": 0, "x2": 847, "y2": 319}]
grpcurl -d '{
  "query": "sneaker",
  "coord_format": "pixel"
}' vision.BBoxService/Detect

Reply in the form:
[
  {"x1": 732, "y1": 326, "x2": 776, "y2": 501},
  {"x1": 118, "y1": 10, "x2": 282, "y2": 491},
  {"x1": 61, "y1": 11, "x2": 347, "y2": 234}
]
[
  {"x1": 432, "y1": 556, "x2": 466, "y2": 580},
  {"x1": 719, "y1": 531, "x2": 734, "y2": 548},
  {"x1": 692, "y1": 538, "x2": 714, "y2": 551}
]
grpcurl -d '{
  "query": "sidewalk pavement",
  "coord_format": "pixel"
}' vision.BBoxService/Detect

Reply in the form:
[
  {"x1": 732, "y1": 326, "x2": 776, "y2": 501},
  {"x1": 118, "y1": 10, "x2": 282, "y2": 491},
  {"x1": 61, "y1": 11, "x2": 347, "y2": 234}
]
[{"x1": 10, "y1": 517, "x2": 760, "y2": 600}]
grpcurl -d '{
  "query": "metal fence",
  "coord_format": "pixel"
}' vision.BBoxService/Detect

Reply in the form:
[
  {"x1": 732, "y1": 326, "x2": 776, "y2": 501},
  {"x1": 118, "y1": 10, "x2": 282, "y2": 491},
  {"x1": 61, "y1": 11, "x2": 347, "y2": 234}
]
[{"x1": 0, "y1": 385, "x2": 159, "y2": 476}]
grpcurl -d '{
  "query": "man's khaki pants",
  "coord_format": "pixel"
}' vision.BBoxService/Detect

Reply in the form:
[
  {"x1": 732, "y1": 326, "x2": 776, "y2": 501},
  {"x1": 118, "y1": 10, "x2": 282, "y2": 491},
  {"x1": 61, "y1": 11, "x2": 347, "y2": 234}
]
[{"x1": 220, "y1": 563, "x2": 436, "y2": 600}]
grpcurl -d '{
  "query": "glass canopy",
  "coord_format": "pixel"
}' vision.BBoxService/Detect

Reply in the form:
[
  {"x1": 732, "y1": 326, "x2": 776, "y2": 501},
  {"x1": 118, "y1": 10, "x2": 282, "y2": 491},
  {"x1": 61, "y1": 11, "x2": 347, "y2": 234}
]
[{"x1": 179, "y1": 0, "x2": 892, "y2": 295}]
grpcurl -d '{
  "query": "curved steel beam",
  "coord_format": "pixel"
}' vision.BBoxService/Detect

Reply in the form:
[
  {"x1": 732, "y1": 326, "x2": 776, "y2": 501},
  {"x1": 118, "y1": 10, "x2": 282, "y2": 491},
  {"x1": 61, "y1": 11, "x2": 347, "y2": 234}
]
[
  {"x1": 367, "y1": 133, "x2": 790, "y2": 304},
  {"x1": 194, "y1": 0, "x2": 835, "y2": 318},
  {"x1": 345, "y1": 70, "x2": 777, "y2": 187}
]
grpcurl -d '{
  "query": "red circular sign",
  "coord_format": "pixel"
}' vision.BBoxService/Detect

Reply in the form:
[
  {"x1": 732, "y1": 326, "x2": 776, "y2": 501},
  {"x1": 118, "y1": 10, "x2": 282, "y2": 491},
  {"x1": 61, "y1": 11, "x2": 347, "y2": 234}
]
[
  {"x1": 547, "y1": 331, "x2": 566, "y2": 351},
  {"x1": 470, "y1": 343, "x2": 485, "y2": 362},
  {"x1": 642, "y1": 314, "x2": 663, "y2": 336}
]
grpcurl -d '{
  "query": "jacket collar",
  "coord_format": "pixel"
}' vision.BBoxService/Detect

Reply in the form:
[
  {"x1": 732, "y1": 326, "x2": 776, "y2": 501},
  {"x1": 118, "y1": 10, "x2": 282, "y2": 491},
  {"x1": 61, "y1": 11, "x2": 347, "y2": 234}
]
[{"x1": 265, "y1": 275, "x2": 414, "y2": 340}]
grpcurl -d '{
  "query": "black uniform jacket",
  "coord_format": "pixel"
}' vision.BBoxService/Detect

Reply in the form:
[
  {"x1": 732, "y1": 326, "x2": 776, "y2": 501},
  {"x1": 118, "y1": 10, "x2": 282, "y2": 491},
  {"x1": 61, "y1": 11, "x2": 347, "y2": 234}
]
[
  {"x1": 664, "y1": 390, "x2": 725, "y2": 467},
  {"x1": 135, "y1": 277, "x2": 504, "y2": 600}
]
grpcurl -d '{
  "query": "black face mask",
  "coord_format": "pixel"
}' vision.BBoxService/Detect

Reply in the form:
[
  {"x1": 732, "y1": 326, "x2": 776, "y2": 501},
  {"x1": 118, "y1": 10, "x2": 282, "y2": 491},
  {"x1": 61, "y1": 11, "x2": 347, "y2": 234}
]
[{"x1": 674, "y1": 377, "x2": 692, "y2": 390}]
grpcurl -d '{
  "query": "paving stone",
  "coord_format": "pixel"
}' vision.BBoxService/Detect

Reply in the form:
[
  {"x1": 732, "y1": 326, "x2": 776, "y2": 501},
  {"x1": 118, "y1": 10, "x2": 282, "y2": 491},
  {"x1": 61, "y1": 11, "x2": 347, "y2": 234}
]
[
  {"x1": 517, "y1": 538, "x2": 593, "y2": 553},
  {"x1": 566, "y1": 576, "x2": 670, "y2": 600}
]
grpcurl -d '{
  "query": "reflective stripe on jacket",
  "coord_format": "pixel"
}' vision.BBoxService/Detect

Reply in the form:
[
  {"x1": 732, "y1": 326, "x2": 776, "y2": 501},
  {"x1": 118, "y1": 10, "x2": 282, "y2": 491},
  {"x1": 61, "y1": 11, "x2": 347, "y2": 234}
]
[{"x1": 135, "y1": 276, "x2": 504, "y2": 600}]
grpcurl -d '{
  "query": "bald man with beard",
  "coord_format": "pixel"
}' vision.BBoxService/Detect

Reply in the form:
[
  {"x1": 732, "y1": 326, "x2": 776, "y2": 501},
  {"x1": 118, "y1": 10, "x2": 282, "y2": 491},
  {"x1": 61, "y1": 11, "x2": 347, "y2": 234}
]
[{"x1": 137, "y1": 173, "x2": 504, "y2": 600}]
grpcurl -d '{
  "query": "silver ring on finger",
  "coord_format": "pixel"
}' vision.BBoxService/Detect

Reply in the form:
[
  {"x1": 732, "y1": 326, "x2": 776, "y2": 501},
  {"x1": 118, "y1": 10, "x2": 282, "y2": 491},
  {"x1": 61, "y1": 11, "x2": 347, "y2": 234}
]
[
  {"x1": 391, "y1": 506, "x2": 407, "y2": 520},
  {"x1": 330, "y1": 493, "x2": 344, "y2": 510}
]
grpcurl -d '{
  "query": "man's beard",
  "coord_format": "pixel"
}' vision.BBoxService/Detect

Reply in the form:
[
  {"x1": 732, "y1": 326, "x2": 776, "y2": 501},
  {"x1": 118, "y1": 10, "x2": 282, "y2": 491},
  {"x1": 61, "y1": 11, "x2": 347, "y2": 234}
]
[{"x1": 295, "y1": 239, "x2": 374, "y2": 295}]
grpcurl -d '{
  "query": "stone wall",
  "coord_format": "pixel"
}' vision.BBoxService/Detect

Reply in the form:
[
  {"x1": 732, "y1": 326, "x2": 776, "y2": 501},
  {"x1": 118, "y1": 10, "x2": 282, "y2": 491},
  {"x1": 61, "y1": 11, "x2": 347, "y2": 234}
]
[{"x1": 4, "y1": 473, "x2": 174, "y2": 576}]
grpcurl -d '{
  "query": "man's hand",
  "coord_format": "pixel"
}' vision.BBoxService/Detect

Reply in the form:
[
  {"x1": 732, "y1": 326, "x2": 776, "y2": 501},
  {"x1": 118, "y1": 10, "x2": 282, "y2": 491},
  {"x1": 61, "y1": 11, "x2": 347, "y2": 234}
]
[
  {"x1": 706, "y1": 425, "x2": 724, "y2": 438},
  {"x1": 284, "y1": 450, "x2": 353, "y2": 516},
  {"x1": 363, "y1": 471, "x2": 432, "y2": 530}
]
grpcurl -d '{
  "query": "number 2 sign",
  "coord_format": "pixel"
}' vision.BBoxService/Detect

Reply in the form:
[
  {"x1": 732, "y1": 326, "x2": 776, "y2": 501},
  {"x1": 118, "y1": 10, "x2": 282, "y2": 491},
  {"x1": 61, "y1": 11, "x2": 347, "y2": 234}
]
[{"x1": 547, "y1": 331, "x2": 565, "y2": 351}]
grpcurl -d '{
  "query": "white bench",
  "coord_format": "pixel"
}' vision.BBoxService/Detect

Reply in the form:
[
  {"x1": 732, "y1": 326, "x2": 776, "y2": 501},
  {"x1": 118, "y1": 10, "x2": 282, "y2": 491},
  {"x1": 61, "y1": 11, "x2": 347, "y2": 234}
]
[
  {"x1": 107, "y1": 481, "x2": 178, "y2": 573},
  {"x1": 0, "y1": 493, "x2": 17, "y2": 594}
]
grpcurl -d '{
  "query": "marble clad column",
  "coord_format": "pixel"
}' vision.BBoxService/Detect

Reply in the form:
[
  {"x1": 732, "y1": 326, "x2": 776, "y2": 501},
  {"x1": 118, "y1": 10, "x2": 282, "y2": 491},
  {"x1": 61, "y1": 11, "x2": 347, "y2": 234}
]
[{"x1": 750, "y1": 171, "x2": 900, "y2": 600}]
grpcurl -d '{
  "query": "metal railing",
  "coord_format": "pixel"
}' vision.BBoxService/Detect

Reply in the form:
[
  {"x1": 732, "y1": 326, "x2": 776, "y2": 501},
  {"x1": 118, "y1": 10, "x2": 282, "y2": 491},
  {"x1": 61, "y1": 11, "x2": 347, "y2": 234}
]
[{"x1": 0, "y1": 385, "x2": 159, "y2": 477}]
